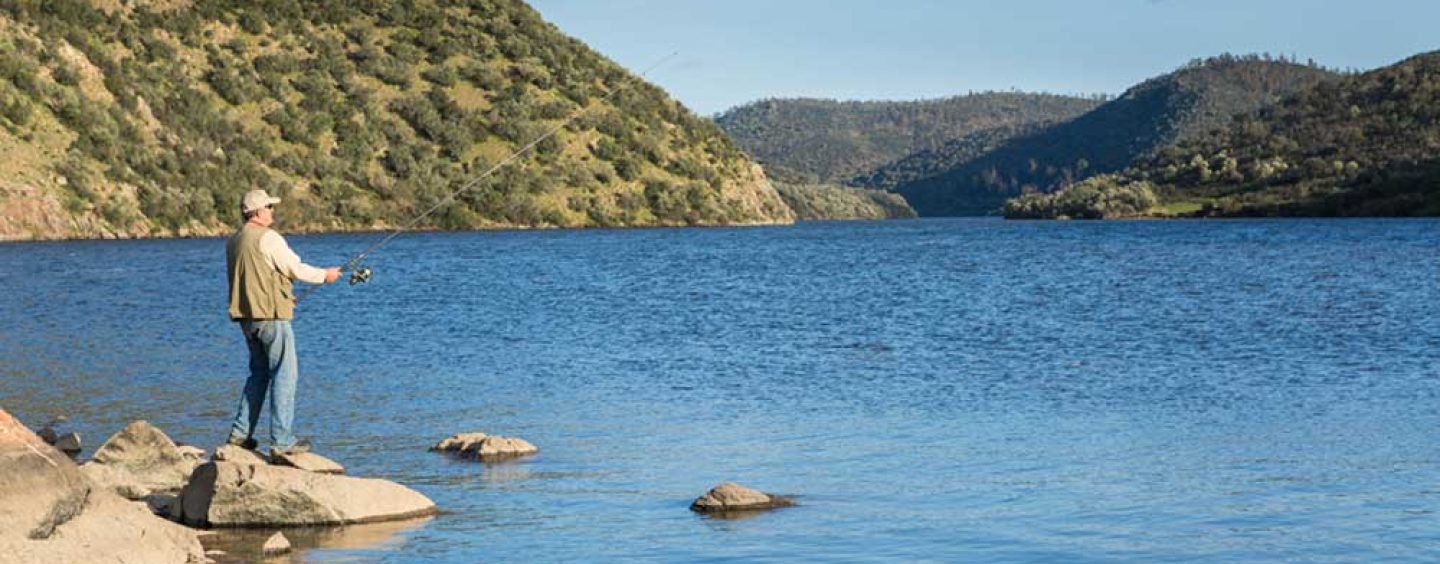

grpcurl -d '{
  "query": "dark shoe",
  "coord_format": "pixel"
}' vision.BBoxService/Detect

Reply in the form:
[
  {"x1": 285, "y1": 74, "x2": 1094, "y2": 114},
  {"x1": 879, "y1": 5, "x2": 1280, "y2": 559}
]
[
  {"x1": 225, "y1": 436, "x2": 258, "y2": 450},
  {"x1": 272, "y1": 438, "x2": 312, "y2": 456}
]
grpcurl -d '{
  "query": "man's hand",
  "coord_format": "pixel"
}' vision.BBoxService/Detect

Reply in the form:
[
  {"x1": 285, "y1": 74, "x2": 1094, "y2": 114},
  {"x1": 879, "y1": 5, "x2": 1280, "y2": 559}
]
[{"x1": 324, "y1": 268, "x2": 342, "y2": 284}]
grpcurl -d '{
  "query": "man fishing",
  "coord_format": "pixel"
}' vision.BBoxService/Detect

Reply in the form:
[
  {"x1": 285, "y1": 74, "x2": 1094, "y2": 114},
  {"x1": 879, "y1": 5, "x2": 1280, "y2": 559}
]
[{"x1": 224, "y1": 189, "x2": 341, "y2": 456}]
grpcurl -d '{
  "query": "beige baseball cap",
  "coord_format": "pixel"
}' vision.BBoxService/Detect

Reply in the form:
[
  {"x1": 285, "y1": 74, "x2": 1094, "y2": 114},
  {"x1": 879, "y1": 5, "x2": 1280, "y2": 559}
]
[{"x1": 241, "y1": 189, "x2": 282, "y2": 213}]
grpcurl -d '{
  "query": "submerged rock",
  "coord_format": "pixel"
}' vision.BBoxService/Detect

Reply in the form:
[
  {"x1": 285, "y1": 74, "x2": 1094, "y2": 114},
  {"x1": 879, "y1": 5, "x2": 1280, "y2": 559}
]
[
  {"x1": 0, "y1": 409, "x2": 204, "y2": 563},
  {"x1": 431, "y1": 432, "x2": 538, "y2": 461},
  {"x1": 262, "y1": 532, "x2": 291, "y2": 555},
  {"x1": 690, "y1": 482, "x2": 795, "y2": 514},
  {"x1": 78, "y1": 420, "x2": 200, "y2": 500},
  {"x1": 270, "y1": 451, "x2": 346, "y2": 475},
  {"x1": 174, "y1": 461, "x2": 437, "y2": 527}
]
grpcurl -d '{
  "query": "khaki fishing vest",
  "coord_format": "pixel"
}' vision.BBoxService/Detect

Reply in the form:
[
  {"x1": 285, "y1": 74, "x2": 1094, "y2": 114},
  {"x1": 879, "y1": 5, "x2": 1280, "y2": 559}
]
[{"x1": 226, "y1": 224, "x2": 295, "y2": 320}]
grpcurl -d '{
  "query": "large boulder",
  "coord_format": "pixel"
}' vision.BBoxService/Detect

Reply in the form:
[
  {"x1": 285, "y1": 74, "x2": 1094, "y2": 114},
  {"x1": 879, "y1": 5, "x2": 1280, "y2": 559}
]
[
  {"x1": 270, "y1": 451, "x2": 345, "y2": 474},
  {"x1": 431, "y1": 432, "x2": 538, "y2": 461},
  {"x1": 79, "y1": 420, "x2": 199, "y2": 500},
  {"x1": 690, "y1": 482, "x2": 795, "y2": 514},
  {"x1": 174, "y1": 461, "x2": 437, "y2": 527},
  {"x1": 212, "y1": 444, "x2": 267, "y2": 466},
  {"x1": 0, "y1": 409, "x2": 204, "y2": 563}
]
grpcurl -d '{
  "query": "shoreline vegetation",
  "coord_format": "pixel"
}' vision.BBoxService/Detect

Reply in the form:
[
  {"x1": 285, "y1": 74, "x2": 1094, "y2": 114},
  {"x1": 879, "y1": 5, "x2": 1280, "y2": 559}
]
[
  {"x1": 772, "y1": 182, "x2": 917, "y2": 221},
  {"x1": 0, "y1": 213, "x2": 798, "y2": 244},
  {"x1": 2, "y1": 1, "x2": 1434, "y2": 235},
  {"x1": 1002, "y1": 52, "x2": 1440, "y2": 220}
]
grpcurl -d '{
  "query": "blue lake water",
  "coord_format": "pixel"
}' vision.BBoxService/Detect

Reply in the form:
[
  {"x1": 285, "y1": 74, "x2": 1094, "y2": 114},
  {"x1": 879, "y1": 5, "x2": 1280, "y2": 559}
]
[{"x1": 2, "y1": 218, "x2": 1439, "y2": 562}]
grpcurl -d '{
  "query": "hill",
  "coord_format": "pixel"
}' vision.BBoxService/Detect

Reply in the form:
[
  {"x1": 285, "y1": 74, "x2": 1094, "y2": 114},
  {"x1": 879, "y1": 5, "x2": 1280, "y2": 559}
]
[
  {"x1": 897, "y1": 55, "x2": 1340, "y2": 216},
  {"x1": 772, "y1": 182, "x2": 915, "y2": 221},
  {"x1": 0, "y1": 0, "x2": 794, "y2": 241},
  {"x1": 1005, "y1": 51, "x2": 1440, "y2": 218},
  {"x1": 849, "y1": 121, "x2": 1049, "y2": 191},
  {"x1": 712, "y1": 93, "x2": 1103, "y2": 185}
]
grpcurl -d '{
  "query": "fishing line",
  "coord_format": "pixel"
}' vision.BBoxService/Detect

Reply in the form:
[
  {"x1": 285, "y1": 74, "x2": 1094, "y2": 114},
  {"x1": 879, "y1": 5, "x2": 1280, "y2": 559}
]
[{"x1": 297, "y1": 51, "x2": 680, "y2": 302}]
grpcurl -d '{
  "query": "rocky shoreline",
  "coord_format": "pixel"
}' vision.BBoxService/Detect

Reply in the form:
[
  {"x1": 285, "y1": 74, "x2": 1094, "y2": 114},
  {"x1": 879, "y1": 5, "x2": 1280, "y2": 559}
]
[
  {"x1": 2, "y1": 409, "x2": 794, "y2": 562},
  {"x1": 0, "y1": 410, "x2": 436, "y2": 562}
]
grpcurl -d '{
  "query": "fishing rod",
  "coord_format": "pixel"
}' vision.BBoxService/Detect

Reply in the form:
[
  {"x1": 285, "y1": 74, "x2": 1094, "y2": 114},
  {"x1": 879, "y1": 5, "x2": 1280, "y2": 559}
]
[{"x1": 297, "y1": 51, "x2": 679, "y2": 302}]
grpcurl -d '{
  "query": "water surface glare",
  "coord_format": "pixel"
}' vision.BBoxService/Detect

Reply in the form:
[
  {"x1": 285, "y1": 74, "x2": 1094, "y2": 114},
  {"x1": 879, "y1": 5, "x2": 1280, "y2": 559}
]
[{"x1": 2, "y1": 218, "x2": 1439, "y2": 561}]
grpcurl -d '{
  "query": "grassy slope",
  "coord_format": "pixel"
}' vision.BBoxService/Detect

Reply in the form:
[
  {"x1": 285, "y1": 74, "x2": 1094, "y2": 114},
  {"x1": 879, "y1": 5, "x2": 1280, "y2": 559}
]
[
  {"x1": 0, "y1": 0, "x2": 793, "y2": 241},
  {"x1": 772, "y1": 182, "x2": 916, "y2": 221}
]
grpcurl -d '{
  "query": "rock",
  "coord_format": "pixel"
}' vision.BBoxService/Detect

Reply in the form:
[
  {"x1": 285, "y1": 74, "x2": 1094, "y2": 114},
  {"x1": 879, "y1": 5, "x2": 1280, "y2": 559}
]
[
  {"x1": 0, "y1": 409, "x2": 204, "y2": 563},
  {"x1": 52, "y1": 432, "x2": 81, "y2": 456},
  {"x1": 145, "y1": 493, "x2": 178, "y2": 516},
  {"x1": 431, "y1": 432, "x2": 537, "y2": 461},
  {"x1": 177, "y1": 445, "x2": 206, "y2": 461},
  {"x1": 429, "y1": 432, "x2": 488, "y2": 452},
  {"x1": 473, "y1": 436, "x2": 538, "y2": 461},
  {"x1": 78, "y1": 420, "x2": 200, "y2": 500},
  {"x1": 212, "y1": 444, "x2": 268, "y2": 466},
  {"x1": 690, "y1": 482, "x2": 795, "y2": 514},
  {"x1": 262, "y1": 532, "x2": 291, "y2": 555},
  {"x1": 174, "y1": 461, "x2": 437, "y2": 527},
  {"x1": 34, "y1": 426, "x2": 59, "y2": 445},
  {"x1": 270, "y1": 451, "x2": 345, "y2": 474}
]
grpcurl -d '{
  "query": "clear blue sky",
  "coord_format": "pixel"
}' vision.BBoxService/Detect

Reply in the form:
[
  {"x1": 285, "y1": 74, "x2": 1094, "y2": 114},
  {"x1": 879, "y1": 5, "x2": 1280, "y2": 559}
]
[{"x1": 529, "y1": 0, "x2": 1438, "y2": 115}]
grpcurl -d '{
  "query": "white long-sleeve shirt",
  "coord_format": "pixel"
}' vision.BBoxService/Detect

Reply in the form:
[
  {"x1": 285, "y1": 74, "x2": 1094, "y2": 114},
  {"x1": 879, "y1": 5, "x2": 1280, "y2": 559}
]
[{"x1": 258, "y1": 230, "x2": 327, "y2": 285}]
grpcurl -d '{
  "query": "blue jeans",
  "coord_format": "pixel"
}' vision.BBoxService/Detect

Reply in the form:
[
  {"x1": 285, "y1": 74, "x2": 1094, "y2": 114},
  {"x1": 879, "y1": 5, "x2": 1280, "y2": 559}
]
[{"x1": 229, "y1": 320, "x2": 300, "y2": 448}]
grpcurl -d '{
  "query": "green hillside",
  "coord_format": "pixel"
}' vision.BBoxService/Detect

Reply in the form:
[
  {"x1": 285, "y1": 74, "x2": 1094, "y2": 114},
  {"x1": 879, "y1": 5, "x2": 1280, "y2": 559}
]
[
  {"x1": 1006, "y1": 51, "x2": 1440, "y2": 219},
  {"x1": 898, "y1": 55, "x2": 1339, "y2": 216},
  {"x1": 850, "y1": 121, "x2": 1049, "y2": 191},
  {"x1": 713, "y1": 93, "x2": 1102, "y2": 185},
  {"x1": 0, "y1": 0, "x2": 793, "y2": 240},
  {"x1": 772, "y1": 182, "x2": 916, "y2": 221}
]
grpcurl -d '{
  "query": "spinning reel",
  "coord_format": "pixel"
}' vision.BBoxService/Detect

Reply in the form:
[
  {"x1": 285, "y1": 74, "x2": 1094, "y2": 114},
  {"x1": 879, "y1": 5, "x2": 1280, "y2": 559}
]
[{"x1": 349, "y1": 266, "x2": 373, "y2": 286}]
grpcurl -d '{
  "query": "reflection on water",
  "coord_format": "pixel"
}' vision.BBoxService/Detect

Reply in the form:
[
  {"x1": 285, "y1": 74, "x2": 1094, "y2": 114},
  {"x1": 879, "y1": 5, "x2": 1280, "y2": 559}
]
[{"x1": 200, "y1": 517, "x2": 432, "y2": 563}]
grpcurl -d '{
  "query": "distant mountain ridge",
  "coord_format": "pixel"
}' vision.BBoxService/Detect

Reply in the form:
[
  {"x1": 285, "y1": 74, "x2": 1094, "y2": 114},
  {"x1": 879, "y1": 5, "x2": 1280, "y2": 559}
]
[
  {"x1": 1006, "y1": 51, "x2": 1440, "y2": 218},
  {"x1": 713, "y1": 93, "x2": 1103, "y2": 184},
  {"x1": 849, "y1": 121, "x2": 1051, "y2": 191},
  {"x1": 894, "y1": 55, "x2": 1341, "y2": 215},
  {"x1": 0, "y1": 0, "x2": 793, "y2": 241}
]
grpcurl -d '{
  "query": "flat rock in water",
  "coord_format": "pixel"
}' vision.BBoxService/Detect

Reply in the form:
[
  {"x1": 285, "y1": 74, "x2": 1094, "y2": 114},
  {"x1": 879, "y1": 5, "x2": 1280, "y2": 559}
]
[
  {"x1": 430, "y1": 432, "x2": 488, "y2": 452},
  {"x1": 690, "y1": 482, "x2": 795, "y2": 513},
  {"x1": 212, "y1": 444, "x2": 268, "y2": 466},
  {"x1": 270, "y1": 451, "x2": 345, "y2": 474},
  {"x1": 78, "y1": 420, "x2": 200, "y2": 500},
  {"x1": 0, "y1": 409, "x2": 204, "y2": 563},
  {"x1": 474, "y1": 436, "x2": 538, "y2": 461},
  {"x1": 262, "y1": 532, "x2": 291, "y2": 555},
  {"x1": 431, "y1": 432, "x2": 537, "y2": 461},
  {"x1": 174, "y1": 461, "x2": 437, "y2": 527}
]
